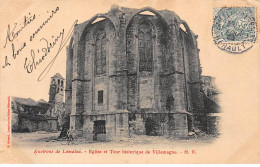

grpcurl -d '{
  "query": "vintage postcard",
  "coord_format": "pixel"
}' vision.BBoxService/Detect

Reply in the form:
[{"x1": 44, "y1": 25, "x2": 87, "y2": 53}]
[{"x1": 0, "y1": 0, "x2": 259, "y2": 164}]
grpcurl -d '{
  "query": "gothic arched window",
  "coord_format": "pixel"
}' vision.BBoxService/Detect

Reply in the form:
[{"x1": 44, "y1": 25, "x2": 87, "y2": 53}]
[
  {"x1": 138, "y1": 20, "x2": 153, "y2": 72},
  {"x1": 95, "y1": 27, "x2": 106, "y2": 75}
]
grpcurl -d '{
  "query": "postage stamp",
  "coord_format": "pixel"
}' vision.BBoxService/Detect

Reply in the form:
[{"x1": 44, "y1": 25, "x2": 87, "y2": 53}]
[{"x1": 212, "y1": 7, "x2": 257, "y2": 54}]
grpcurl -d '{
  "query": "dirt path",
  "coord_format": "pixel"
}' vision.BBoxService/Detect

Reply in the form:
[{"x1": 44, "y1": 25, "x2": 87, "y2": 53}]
[{"x1": 11, "y1": 131, "x2": 217, "y2": 150}]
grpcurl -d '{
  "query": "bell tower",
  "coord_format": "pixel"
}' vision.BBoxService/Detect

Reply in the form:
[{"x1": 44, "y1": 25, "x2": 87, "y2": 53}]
[{"x1": 49, "y1": 73, "x2": 65, "y2": 118}]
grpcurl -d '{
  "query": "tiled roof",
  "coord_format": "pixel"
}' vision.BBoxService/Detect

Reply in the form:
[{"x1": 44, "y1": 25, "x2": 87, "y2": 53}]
[
  {"x1": 12, "y1": 97, "x2": 50, "y2": 107},
  {"x1": 12, "y1": 96, "x2": 54, "y2": 117},
  {"x1": 12, "y1": 97, "x2": 38, "y2": 106}
]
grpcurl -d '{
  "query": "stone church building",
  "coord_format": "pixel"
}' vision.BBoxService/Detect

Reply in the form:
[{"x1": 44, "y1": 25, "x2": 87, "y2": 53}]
[
  {"x1": 65, "y1": 6, "x2": 205, "y2": 141},
  {"x1": 12, "y1": 73, "x2": 65, "y2": 132}
]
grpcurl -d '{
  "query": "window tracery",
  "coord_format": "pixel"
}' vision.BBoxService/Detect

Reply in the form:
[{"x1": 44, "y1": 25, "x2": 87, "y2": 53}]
[
  {"x1": 95, "y1": 27, "x2": 106, "y2": 75},
  {"x1": 138, "y1": 20, "x2": 153, "y2": 72}
]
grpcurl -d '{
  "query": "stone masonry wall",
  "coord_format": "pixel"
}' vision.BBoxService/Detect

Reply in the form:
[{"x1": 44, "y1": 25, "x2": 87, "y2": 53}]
[{"x1": 65, "y1": 6, "x2": 205, "y2": 138}]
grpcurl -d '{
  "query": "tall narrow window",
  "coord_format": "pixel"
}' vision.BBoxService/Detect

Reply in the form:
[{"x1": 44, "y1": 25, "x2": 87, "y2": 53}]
[
  {"x1": 138, "y1": 20, "x2": 153, "y2": 72},
  {"x1": 146, "y1": 32, "x2": 153, "y2": 71},
  {"x1": 101, "y1": 37, "x2": 106, "y2": 74},
  {"x1": 95, "y1": 27, "x2": 106, "y2": 75},
  {"x1": 98, "y1": 90, "x2": 104, "y2": 104}
]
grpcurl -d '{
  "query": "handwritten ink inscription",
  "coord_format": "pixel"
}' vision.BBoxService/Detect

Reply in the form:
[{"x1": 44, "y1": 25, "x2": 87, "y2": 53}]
[
  {"x1": 3, "y1": 13, "x2": 36, "y2": 48},
  {"x1": 24, "y1": 21, "x2": 77, "y2": 81},
  {"x1": 2, "y1": 6, "x2": 78, "y2": 81}
]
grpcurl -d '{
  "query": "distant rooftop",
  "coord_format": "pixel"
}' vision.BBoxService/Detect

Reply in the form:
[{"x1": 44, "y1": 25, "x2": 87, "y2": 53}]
[
  {"x1": 12, "y1": 97, "x2": 49, "y2": 106},
  {"x1": 201, "y1": 75, "x2": 215, "y2": 79},
  {"x1": 51, "y1": 73, "x2": 64, "y2": 79},
  {"x1": 38, "y1": 99, "x2": 47, "y2": 103}
]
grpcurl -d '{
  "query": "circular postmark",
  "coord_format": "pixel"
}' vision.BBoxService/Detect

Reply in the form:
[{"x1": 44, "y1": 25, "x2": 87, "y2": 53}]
[{"x1": 212, "y1": 7, "x2": 256, "y2": 54}]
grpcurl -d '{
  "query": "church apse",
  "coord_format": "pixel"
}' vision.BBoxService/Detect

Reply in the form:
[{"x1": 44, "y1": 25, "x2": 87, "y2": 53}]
[{"x1": 65, "y1": 6, "x2": 206, "y2": 142}]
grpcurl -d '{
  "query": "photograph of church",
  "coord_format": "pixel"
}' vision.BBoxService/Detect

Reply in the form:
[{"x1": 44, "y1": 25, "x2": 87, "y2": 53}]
[
  {"x1": 65, "y1": 6, "x2": 219, "y2": 142},
  {"x1": 11, "y1": 73, "x2": 65, "y2": 132}
]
